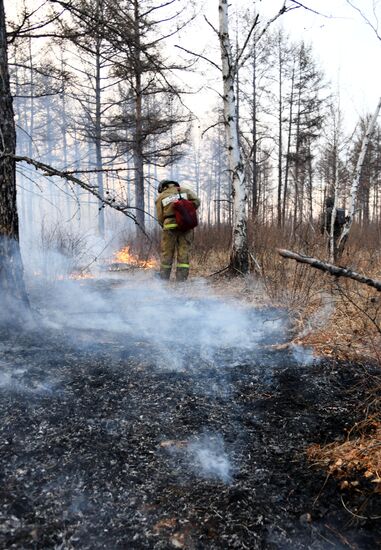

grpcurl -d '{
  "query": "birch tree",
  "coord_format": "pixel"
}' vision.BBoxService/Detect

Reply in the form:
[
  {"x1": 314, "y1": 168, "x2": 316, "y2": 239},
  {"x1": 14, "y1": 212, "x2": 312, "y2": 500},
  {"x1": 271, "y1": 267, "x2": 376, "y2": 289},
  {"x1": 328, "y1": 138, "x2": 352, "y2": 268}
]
[
  {"x1": 217, "y1": 1, "x2": 292, "y2": 272},
  {"x1": 218, "y1": 0, "x2": 249, "y2": 273}
]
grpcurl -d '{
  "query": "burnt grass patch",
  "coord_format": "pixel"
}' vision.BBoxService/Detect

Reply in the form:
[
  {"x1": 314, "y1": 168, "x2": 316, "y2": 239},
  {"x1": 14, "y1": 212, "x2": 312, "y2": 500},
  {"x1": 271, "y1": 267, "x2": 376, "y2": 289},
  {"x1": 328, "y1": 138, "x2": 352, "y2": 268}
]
[{"x1": 0, "y1": 320, "x2": 380, "y2": 548}]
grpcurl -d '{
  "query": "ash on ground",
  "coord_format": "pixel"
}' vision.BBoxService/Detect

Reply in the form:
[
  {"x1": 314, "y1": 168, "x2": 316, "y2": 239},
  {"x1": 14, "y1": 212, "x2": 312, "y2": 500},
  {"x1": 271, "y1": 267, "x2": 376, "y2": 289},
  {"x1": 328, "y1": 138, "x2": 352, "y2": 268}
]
[{"x1": 0, "y1": 274, "x2": 380, "y2": 549}]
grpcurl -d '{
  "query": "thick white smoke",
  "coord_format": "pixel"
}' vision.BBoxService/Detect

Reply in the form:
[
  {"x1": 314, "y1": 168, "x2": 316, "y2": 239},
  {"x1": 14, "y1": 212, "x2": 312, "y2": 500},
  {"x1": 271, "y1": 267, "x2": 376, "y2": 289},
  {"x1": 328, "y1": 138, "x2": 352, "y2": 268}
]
[{"x1": 30, "y1": 268, "x2": 288, "y2": 372}]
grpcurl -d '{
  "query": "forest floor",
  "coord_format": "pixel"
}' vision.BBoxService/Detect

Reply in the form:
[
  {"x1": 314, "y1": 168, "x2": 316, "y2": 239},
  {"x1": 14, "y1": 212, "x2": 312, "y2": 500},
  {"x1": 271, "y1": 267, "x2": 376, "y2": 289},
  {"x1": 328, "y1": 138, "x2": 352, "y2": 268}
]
[{"x1": 0, "y1": 270, "x2": 380, "y2": 549}]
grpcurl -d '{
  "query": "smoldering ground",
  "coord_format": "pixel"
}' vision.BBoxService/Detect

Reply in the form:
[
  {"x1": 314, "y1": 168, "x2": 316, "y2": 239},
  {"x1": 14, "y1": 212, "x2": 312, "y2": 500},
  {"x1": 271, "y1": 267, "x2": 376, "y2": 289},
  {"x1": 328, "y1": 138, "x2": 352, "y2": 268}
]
[{"x1": 0, "y1": 269, "x2": 380, "y2": 549}]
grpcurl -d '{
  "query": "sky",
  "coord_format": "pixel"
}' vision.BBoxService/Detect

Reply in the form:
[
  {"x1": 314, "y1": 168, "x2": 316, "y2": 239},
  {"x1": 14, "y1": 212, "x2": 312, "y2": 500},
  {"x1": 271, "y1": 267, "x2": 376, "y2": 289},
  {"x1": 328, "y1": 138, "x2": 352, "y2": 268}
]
[
  {"x1": 6, "y1": 0, "x2": 381, "y2": 130},
  {"x1": 181, "y1": 0, "x2": 381, "y2": 130},
  {"x1": 277, "y1": 0, "x2": 381, "y2": 124}
]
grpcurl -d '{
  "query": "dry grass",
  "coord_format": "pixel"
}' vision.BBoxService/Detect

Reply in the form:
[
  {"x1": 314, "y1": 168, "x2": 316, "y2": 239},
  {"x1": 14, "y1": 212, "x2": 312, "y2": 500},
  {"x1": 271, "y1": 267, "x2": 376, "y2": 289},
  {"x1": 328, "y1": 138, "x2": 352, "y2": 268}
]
[{"x1": 307, "y1": 419, "x2": 381, "y2": 496}]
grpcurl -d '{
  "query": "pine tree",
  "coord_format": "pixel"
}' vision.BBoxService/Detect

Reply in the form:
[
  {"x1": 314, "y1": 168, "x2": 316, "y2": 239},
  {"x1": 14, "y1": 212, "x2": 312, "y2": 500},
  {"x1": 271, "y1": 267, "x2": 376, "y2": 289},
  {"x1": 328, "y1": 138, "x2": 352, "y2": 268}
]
[{"x1": 0, "y1": 0, "x2": 30, "y2": 322}]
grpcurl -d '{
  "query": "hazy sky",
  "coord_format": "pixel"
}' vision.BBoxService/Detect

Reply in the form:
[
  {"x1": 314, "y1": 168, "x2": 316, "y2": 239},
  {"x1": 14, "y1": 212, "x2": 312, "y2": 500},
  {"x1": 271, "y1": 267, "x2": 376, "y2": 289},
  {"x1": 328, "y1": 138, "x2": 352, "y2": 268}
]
[
  {"x1": 277, "y1": 0, "x2": 381, "y2": 123},
  {"x1": 185, "y1": 0, "x2": 381, "y2": 129},
  {"x1": 6, "y1": 0, "x2": 381, "y2": 129}
]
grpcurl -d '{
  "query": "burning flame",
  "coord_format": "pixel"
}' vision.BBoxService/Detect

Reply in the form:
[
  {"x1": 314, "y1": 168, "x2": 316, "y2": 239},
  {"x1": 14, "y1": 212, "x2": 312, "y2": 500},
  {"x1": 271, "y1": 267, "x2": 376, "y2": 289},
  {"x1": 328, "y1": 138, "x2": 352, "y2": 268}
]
[{"x1": 113, "y1": 246, "x2": 157, "y2": 269}]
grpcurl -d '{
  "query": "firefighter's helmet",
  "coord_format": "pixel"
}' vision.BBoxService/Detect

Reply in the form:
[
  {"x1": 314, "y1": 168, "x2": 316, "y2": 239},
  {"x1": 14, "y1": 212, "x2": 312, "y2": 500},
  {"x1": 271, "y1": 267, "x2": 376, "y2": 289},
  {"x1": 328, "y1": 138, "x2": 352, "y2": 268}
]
[{"x1": 158, "y1": 179, "x2": 180, "y2": 193}]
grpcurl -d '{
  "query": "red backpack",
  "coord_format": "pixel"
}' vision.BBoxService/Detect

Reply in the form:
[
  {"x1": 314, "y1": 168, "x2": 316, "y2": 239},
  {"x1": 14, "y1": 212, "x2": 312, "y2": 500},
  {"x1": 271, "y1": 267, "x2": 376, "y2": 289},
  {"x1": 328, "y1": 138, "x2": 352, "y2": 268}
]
[{"x1": 172, "y1": 190, "x2": 198, "y2": 231}]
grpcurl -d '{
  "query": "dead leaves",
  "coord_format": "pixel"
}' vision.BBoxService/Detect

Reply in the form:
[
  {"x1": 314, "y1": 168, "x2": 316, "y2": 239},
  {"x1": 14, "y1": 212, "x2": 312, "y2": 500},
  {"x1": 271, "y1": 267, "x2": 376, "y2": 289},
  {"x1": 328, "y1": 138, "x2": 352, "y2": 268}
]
[
  {"x1": 153, "y1": 518, "x2": 177, "y2": 533},
  {"x1": 307, "y1": 422, "x2": 381, "y2": 494},
  {"x1": 153, "y1": 518, "x2": 193, "y2": 549}
]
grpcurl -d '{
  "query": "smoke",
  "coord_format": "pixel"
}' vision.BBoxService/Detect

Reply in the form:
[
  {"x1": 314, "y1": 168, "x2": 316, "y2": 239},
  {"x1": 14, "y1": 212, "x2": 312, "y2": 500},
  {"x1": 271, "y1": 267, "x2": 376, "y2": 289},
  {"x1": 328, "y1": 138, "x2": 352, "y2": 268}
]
[
  {"x1": 22, "y1": 229, "x2": 116, "y2": 283},
  {"x1": 28, "y1": 266, "x2": 288, "y2": 374},
  {"x1": 298, "y1": 292, "x2": 335, "y2": 339},
  {"x1": 186, "y1": 433, "x2": 232, "y2": 483},
  {"x1": 291, "y1": 344, "x2": 316, "y2": 366},
  {"x1": 0, "y1": 361, "x2": 58, "y2": 395},
  {"x1": 164, "y1": 432, "x2": 232, "y2": 484}
]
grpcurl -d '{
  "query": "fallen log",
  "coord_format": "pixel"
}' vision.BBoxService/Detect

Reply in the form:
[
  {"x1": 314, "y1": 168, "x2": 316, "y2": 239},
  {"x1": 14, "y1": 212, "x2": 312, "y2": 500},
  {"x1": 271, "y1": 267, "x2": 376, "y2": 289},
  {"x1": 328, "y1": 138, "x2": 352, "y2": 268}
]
[{"x1": 278, "y1": 249, "x2": 381, "y2": 292}]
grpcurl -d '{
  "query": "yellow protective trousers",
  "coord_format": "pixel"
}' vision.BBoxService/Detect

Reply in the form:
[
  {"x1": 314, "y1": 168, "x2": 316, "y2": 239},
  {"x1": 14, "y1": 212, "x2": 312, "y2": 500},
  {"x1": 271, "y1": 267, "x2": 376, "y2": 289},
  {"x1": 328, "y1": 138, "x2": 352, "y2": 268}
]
[{"x1": 160, "y1": 227, "x2": 193, "y2": 281}]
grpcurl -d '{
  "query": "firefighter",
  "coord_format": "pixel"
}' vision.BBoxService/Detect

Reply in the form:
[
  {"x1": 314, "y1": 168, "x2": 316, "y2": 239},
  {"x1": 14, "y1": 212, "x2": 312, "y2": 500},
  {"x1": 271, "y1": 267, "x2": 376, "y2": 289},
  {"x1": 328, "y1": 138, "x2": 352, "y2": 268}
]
[
  {"x1": 320, "y1": 195, "x2": 346, "y2": 254},
  {"x1": 155, "y1": 179, "x2": 200, "y2": 281},
  {"x1": 321, "y1": 196, "x2": 346, "y2": 236}
]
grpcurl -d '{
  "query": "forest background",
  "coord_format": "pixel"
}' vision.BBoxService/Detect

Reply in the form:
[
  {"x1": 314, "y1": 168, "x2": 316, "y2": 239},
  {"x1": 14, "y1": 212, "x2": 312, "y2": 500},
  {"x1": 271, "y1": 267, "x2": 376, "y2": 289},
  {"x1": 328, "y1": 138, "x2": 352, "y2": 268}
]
[{"x1": 5, "y1": 0, "x2": 381, "y2": 360}]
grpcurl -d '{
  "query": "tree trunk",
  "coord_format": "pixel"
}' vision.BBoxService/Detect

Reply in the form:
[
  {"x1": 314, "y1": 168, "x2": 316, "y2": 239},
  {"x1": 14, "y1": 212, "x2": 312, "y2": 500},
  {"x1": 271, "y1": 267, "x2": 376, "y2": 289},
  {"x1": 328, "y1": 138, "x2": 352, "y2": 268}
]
[
  {"x1": 277, "y1": 35, "x2": 283, "y2": 227},
  {"x1": 95, "y1": 0, "x2": 105, "y2": 236},
  {"x1": 283, "y1": 65, "x2": 295, "y2": 226},
  {"x1": 61, "y1": 52, "x2": 71, "y2": 220},
  {"x1": 0, "y1": 0, "x2": 30, "y2": 321},
  {"x1": 293, "y1": 63, "x2": 302, "y2": 229},
  {"x1": 216, "y1": 133, "x2": 222, "y2": 228},
  {"x1": 133, "y1": 0, "x2": 145, "y2": 232},
  {"x1": 27, "y1": 36, "x2": 35, "y2": 228},
  {"x1": 219, "y1": 0, "x2": 249, "y2": 274},
  {"x1": 329, "y1": 142, "x2": 339, "y2": 263},
  {"x1": 251, "y1": 37, "x2": 258, "y2": 221}
]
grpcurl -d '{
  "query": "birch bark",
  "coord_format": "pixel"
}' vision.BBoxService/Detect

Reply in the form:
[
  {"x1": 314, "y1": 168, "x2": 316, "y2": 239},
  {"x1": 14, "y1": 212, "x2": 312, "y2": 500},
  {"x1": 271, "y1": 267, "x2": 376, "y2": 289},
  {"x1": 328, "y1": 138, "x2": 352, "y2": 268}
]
[{"x1": 218, "y1": 0, "x2": 249, "y2": 274}]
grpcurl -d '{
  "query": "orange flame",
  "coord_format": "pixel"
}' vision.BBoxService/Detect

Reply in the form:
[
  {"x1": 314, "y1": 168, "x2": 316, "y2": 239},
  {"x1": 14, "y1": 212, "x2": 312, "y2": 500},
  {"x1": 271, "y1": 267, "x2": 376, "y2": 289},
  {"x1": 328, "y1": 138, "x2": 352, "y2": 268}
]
[{"x1": 113, "y1": 246, "x2": 157, "y2": 269}]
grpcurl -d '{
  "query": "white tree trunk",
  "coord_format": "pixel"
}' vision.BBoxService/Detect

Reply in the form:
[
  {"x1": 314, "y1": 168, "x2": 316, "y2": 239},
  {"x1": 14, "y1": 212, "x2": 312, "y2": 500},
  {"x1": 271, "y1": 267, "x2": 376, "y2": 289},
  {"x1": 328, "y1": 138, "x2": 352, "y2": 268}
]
[
  {"x1": 337, "y1": 97, "x2": 381, "y2": 257},
  {"x1": 329, "y1": 136, "x2": 339, "y2": 263},
  {"x1": 218, "y1": 0, "x2": 249, "y2": 273}
]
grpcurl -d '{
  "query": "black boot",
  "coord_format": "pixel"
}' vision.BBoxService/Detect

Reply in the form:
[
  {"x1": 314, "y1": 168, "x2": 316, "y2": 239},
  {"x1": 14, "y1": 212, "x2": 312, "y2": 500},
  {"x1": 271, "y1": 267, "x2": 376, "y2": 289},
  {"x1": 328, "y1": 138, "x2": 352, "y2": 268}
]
[{"x1": 176, "y1": 267, "x2": 189, "y2": 282}]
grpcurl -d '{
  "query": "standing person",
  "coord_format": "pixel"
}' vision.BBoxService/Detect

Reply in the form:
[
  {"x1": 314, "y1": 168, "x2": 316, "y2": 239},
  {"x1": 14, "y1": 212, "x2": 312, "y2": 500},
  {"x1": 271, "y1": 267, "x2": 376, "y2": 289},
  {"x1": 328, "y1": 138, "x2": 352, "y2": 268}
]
[
  {"x1": 320, "y1": 196, "x2": 346, "y2": 257},
  {"x1": 155, "y1": 179, "x2": 200, "y2": 281}
]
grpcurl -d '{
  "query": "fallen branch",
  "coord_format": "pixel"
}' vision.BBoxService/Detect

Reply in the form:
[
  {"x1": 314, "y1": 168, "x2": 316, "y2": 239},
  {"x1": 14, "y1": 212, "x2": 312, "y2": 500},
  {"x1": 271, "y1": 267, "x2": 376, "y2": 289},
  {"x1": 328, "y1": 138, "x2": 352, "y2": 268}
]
[
  {"x1": 12, "y1": 154, "x2": 150, "y2": 237},
  {"x1": 278, "y1": 249, "x2": 381, "y2": 292}
]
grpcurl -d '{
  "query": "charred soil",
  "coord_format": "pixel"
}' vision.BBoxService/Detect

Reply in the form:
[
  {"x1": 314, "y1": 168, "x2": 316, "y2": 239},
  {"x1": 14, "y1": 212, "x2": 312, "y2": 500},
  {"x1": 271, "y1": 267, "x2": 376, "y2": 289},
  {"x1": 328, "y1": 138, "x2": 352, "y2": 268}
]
[{"x1": 0, "y1": 277, "x2": 380, "y2": 549}]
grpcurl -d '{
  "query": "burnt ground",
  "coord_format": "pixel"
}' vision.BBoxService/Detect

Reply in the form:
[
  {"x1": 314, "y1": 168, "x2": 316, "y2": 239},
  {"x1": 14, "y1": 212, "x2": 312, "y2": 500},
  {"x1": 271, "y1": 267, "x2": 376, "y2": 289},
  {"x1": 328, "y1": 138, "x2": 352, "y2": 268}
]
[{"x1": 0, "y1": 276, "x2": 380, "y2": 549}]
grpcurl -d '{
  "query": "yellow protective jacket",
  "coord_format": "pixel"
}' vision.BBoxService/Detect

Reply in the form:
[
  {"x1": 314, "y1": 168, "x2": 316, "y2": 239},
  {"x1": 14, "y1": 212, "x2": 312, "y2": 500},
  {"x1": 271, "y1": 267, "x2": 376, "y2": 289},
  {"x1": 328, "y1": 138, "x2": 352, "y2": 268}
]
[{"x1": 156, "y1": 184, "x2": 200, "y2": 229}]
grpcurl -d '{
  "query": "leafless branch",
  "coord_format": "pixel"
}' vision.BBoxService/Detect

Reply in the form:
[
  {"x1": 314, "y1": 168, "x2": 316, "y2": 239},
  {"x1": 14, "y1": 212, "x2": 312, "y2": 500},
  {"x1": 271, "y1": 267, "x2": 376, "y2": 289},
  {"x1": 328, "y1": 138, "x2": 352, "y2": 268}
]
[
  {"x1": 10, "y1": 154, "x2": 153, "y2": 235},
  {"x1": 287, "y1": 0, "x2": 332, "y2": 17},
  {"x1": 203, "y1": 15, "x2": 219, "y2": 36},
  {"x1": 278, "y1": 249, "x2": 381, "y2": 292},
  {"x1": 235, "y1": 13, "x2": 259, "y2": 68},
  {"x1": 201, "y1": 120, "x2": 223, "y2": 138},
  {"x1": 174, "y1": 45, "x2": 221, "y2": 72},
  {"x1": 346, "y1": 0, "x2": 381, "y2": 41}
]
